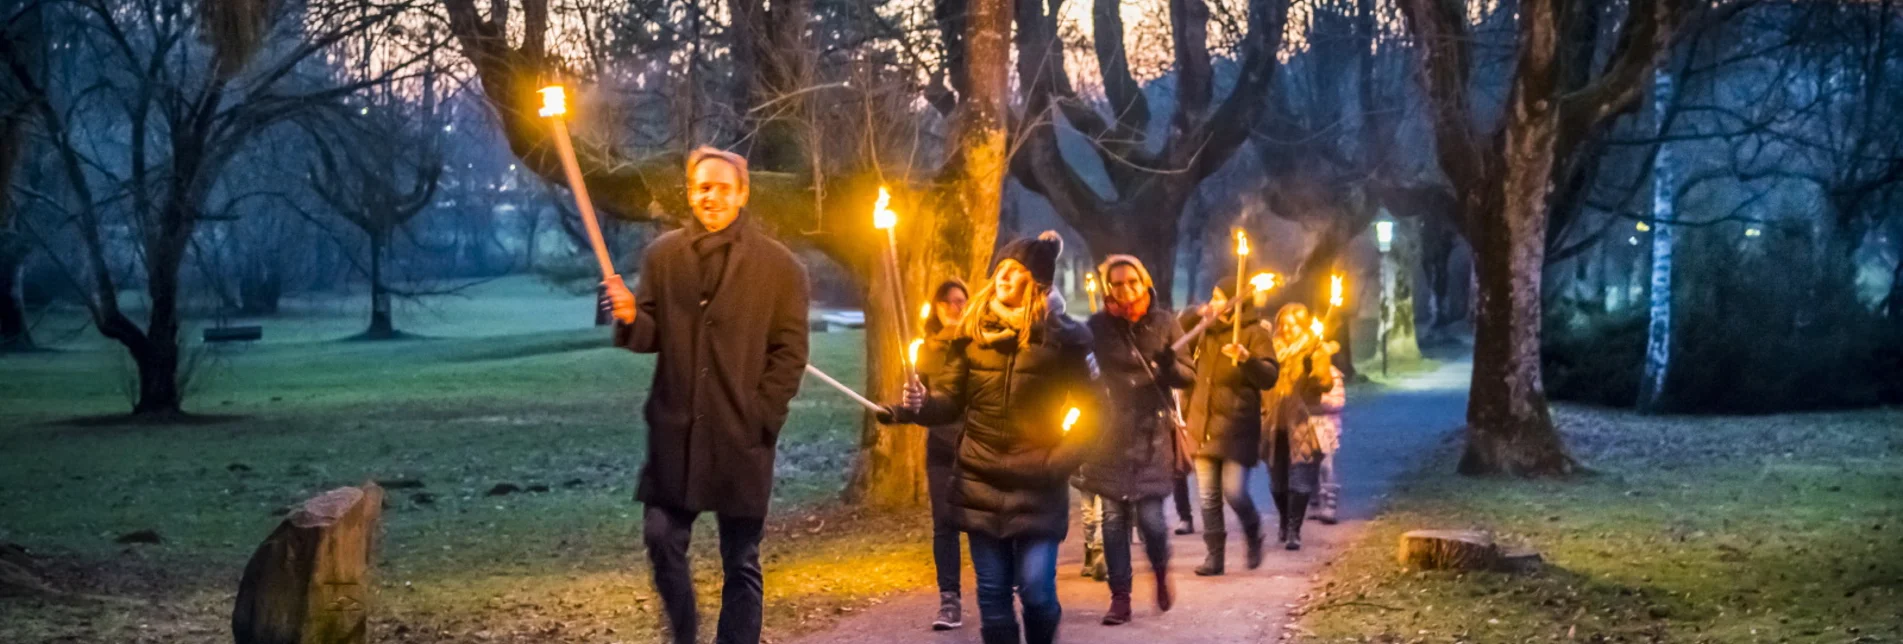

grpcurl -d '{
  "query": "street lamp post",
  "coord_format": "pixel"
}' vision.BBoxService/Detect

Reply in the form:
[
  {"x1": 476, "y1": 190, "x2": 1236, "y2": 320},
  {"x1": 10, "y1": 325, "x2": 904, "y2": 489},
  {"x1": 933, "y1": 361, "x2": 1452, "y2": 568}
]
[{"x1": 1375, "y1": 217, "x2": 1395, "y2": 378}]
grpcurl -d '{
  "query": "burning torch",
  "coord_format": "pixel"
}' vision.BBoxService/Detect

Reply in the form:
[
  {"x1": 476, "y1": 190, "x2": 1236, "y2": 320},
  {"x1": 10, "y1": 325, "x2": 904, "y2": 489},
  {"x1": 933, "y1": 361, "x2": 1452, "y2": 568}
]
[{"x1": 538, "y1": 86, "x2": 615, "y2": 284}]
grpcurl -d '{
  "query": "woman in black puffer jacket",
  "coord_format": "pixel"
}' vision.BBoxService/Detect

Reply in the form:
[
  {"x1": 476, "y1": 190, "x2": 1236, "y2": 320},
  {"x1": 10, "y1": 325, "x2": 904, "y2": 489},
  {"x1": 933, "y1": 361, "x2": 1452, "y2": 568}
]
[
  {"x1": 883, "y1": 232, "x2": 1101, "y2": 644},
  {"x1": 1074, "y1": 255, "x2": 1193, "y2": 625}
]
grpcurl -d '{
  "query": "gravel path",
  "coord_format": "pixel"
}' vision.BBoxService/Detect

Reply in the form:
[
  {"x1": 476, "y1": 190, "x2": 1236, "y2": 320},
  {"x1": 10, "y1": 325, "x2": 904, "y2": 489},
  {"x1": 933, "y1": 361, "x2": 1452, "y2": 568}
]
[{"x1": 788, "y1": 359, "x2": 1472, "y2": 644}]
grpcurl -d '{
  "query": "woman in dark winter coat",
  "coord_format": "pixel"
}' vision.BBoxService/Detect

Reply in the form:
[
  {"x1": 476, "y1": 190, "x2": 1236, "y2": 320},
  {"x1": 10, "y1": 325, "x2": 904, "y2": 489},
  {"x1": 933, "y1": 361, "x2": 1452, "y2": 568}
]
[
  {"x1": 884, "y1": 231, "x2": 1103, "y2": 644},
  {"x1": 1261, "y1": 303, "x2": 1338, "y2": 550},
  {"x1": 1179, "y1": 276, "x2": 1279, "y2": 576},
  {"x1": 917, "y1": 278, "x2": 970, "y2": 631},
  {"x1": 1075, "y1": 255, "x2": 1192, "y2": 625}
]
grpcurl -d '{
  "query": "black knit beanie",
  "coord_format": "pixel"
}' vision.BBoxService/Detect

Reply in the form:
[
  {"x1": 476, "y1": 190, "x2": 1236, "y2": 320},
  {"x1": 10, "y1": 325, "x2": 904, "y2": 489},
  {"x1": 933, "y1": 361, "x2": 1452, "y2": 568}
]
[
  {"x1": 1214, "y1": 275, "x2": 1240, "y2": 300},
  {"x1": 992, "y1": 231, "x2": 1063, "y2": 286}
]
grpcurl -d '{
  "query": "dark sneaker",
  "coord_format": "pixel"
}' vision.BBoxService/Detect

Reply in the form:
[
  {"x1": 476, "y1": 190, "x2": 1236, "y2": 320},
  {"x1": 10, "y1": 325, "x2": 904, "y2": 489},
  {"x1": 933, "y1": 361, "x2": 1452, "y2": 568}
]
[{"x1": 932, "y1": 592, "x2": 962, "y2": 630}]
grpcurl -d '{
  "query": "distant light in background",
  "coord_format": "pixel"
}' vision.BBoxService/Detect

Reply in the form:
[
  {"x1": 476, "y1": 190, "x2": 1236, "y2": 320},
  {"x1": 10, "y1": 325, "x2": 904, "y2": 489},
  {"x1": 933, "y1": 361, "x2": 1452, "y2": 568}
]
[
  {"x1": 1628, "y1": 236, "x2": 1640, "y2": 246},
  {"x1": 359, "y1": 107, "x2": 368, "y2": 115},
  {"x1": 1375, "y1": 218, "x2": 1394, "y2": 253},
  {"x1": 507, "y1": 164, "x2": 516, "y2": 172},
  {"x1": 1636, "y1": 221, "x2": 1651, "y2": 232},
  {"x1": 1745, "y1": 227, "x2": 1762, "y2": 238},
  {"x1": 443, "y1": 124, "x2": 453, "y2": 133}
]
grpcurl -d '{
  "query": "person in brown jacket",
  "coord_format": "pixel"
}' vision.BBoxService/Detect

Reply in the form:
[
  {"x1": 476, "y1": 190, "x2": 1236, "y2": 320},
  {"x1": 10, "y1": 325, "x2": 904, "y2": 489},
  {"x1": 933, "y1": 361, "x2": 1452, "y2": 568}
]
[
  {"x1": 603, "y1": 147, "x2": 810, "y2": 644},
  {"x1": 1179, "y1": 276, "x2": 1279, "y2": 576}
]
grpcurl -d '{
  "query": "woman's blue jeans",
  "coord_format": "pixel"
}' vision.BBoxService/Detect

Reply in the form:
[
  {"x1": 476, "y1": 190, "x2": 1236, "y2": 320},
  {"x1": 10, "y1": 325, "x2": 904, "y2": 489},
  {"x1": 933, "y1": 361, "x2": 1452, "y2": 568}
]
[{"x1": 965, "y1": 533, "x2": 1062, "y2": 643}]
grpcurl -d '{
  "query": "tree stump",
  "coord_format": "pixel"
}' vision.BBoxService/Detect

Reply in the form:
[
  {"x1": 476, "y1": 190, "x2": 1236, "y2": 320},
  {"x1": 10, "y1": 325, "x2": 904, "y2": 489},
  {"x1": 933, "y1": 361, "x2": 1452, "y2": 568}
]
[
  {"x1": 233, "y1": 482, "x2": 384, "y2": 644},
  {"x1": 1398, "y1": 529, "x2": 1501, "y2": 571}
]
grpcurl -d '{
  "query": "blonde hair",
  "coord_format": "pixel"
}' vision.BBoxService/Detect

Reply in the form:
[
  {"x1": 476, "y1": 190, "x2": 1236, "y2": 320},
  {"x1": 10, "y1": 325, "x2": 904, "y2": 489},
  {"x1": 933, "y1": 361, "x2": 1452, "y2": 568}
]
[{"x1": 957, "y1": 271, "x2": 1051, "y2": 349}]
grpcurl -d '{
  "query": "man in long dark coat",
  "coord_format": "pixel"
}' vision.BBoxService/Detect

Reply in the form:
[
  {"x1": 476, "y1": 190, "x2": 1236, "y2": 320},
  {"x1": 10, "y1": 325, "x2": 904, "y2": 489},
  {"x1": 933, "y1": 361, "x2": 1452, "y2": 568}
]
[{"x1": 603, "y1": 146, "x2": 810, "y2": 644}]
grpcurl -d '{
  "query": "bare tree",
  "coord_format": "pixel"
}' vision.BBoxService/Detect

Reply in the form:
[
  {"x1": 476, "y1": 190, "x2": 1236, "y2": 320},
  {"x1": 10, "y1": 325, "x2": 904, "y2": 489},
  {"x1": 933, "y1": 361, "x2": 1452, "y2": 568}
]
[
  {"x1": 1007, "y1": 0, "x2": 1292, "y2": 299},
  {"x1": 0, "y1": 1, "x2": 45, "y2": 351},
  {"x1": 1398, "y1": 0, "x2": 1687, "y2": 475},
  {"x1": 436, "y1": 0, "x2": 1012, "y2": 507},
  {"x1": 303, "y1": 98, "x2": 444, "y2": 339},
  {"x1": 5, "y1": 0, "x2": 421, "y2": 415}
]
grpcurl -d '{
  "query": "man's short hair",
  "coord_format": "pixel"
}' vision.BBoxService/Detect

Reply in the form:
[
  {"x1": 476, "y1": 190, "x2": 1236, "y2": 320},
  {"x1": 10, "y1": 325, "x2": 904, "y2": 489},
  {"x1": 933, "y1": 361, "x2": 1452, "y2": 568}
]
[{"x1": 686, "y1": 146, "x2": 750, "y2": 193}]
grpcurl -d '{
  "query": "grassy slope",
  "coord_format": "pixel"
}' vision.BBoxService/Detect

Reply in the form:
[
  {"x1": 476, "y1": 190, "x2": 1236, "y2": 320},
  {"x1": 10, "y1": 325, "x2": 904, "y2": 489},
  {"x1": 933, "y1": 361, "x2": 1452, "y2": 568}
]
[
  {"x1": 1298, "y1": 406, "x2": 1903, "y2": 643},
  {"x1": 0, "y1": 280, "x2": 934, "y2": 643}
]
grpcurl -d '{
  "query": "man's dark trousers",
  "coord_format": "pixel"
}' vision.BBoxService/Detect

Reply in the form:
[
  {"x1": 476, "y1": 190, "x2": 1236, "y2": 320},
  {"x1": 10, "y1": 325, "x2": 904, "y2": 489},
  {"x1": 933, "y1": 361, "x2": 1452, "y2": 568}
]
[{"x1": 645, "y1": 504, "x2": 766, "y2": 644}]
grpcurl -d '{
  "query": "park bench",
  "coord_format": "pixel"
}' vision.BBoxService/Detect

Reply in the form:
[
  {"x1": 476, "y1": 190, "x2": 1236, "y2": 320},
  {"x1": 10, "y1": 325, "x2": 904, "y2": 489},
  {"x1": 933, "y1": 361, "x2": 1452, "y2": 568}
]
[{"x1": 203, "y1": 325, "x2": 263, "y2": 343}]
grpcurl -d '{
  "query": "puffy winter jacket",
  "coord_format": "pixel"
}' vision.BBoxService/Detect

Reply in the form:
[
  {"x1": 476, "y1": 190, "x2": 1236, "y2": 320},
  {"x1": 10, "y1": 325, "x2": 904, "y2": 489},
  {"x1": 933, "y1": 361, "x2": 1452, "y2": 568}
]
[{"x1": 899, "y1": 306, "x2": 1101, "y2": 540}]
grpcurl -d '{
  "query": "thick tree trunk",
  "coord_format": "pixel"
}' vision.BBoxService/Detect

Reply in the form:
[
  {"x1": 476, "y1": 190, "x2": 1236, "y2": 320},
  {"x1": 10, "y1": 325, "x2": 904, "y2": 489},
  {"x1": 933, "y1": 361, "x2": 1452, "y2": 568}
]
[
  {"x1": 133, "y1": 228, "x2": 189, "y2": 416},
  {"x1": 844, "y1": 0, "x2": 1008, "y2": 508},
  {"x1": 1460, "y1": 104, "x2": 1575, "y2": 476},
  {"x1": 849, "y1": 253, "x2": 926, "y2": 508},
  {"x1": 1462, "y1": 227, "x2": 1573, "y2": 475}
]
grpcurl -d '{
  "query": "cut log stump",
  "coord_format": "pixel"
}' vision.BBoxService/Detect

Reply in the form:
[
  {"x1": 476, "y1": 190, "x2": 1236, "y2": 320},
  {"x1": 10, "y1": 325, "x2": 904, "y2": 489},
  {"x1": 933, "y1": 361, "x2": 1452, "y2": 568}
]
[
  {"x1": 1397, "y1": 529, "x2": 1540, "y2": 573},
  {"x1": 233, "y1": 482, "x2": 384, "y2": 644}
]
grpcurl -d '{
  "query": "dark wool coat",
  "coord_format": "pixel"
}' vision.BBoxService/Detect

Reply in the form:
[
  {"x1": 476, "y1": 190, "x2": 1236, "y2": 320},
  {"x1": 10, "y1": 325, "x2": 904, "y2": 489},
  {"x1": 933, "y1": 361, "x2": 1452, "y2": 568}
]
[
  {"x1": 1179, "y1": 310, "x2": 1279, "y2": 465},
  {"x1": 901, "y1": 307, "x2": 1102, "y2": 541},
  {"x1": 613, "y1": 216, "x2": 809, "y2": 519},
  {"x1": 1074, "y1": 302, "x2": 1194, "y2": 501}
]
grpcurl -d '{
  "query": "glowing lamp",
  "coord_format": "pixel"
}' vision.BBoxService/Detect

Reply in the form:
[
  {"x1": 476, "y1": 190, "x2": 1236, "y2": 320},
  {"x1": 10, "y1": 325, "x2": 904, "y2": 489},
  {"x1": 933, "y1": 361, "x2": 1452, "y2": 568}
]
[
  {"x1": 872, "y1": 187, "x2": 896, "y2": 230},
  {"x1": 1374, "y1": 219, "x2": 1394, "y2": 254},
  {"x1": 538, "y1": 86, "x2": 567, "y2": 118}
]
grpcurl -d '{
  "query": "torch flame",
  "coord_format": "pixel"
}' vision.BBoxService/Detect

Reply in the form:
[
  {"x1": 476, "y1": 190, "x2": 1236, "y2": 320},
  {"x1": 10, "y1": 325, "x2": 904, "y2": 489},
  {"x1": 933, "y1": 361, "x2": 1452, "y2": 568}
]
[
  {"x1": 1234, "y1": 229, "x2": 1250, "y2": 256},
  {"x1": 920, "y1": 303, "x2": 933, "y2": 321},
  {"x1": 538, "y1": 86, "x2": 567, "y2": 117},
  {"x1": 1062, "y1": 407, "x2": 1081, "y2": 434},
  {"x1": 1330, "y1": 274, "x2": 1344, "y2": 308},
  {"x1": 1310, "y1": 318, "x2": 1325, "y2": 339},
  {"x1": 909, "y1": 338, "x2": 924, "y2": 366},
  {"x1": 872, "y1": 187, "x2": 897, "y2": 230},
  {"x1": 1085, "y1": 273, "x2": 1098, "y2": 293},
  {"x1": 1249, "y1": 272, "x2": 1277, "y2": 293}
]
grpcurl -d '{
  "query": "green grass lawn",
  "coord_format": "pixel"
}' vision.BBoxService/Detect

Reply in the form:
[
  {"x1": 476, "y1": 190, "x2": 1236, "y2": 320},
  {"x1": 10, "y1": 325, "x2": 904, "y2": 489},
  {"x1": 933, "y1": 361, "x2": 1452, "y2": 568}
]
[
  {"x1": 1298, "y1": 405, "x2": 1903, "y2": 643},
  {"x1": 0, "y1": 279, "x2": 936, "y2": 643}
]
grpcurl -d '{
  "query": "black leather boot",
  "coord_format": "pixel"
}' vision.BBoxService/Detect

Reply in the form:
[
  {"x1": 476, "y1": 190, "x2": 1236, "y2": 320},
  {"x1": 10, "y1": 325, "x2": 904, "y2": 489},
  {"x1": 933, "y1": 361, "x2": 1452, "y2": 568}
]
[
  {"x1": 1285, "y1": 494, "x2": 1309, "y2": 550},
  {"x1": 1244, "y1": 520, "x2": 1266, "y2": 570}
]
